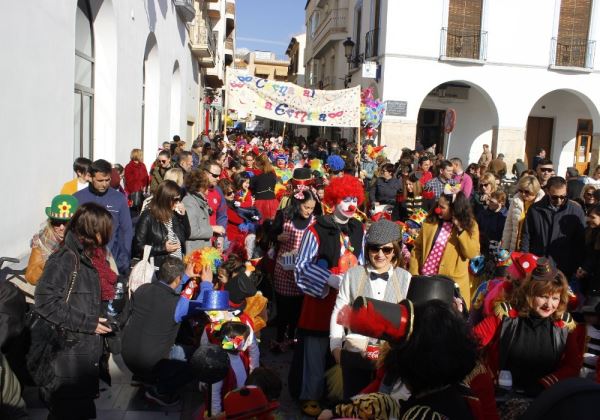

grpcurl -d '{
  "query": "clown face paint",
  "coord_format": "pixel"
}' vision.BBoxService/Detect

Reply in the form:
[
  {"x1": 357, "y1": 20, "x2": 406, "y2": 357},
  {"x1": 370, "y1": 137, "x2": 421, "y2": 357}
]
[
  {"x1": 277, "y1": 159, "x2": 286, "y2": 169},
  {"x1": 335, "y1": 197, "x2": 358, "y2": 220}
]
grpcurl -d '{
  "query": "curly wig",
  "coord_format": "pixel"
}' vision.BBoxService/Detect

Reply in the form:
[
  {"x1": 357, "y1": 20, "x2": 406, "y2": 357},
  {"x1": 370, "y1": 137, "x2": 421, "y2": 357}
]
[
  {"x1": 324, "y1": 174, "x2": 365, "y2": 207},
  {"x1": 383, "y1": 300, "x2": 479, "y2": 394}
]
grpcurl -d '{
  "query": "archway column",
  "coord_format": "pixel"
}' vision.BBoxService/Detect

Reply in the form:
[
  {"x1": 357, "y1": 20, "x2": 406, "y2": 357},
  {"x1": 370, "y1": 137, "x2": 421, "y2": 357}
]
[
  {"x1": 495, "y1": 126, "x2": 527, "y2": 174},
  {"x1": 590, "y1": 133, "x2": 600, "y2": 172},
  {"x1": 380, "y1": 120, "x2": 417, "y2": 162}
]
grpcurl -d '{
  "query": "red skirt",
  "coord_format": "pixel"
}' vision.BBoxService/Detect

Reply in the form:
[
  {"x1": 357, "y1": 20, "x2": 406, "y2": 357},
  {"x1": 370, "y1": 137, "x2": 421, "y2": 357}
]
[{"x1": 254, "y1": 198, "x2": 279, "y2": 223}]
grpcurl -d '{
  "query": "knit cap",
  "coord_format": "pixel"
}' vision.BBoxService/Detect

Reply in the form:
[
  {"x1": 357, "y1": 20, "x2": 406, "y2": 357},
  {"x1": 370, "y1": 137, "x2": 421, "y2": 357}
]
[{"x1": 366, "y1": 219, "x2": 401, "y2": 246}]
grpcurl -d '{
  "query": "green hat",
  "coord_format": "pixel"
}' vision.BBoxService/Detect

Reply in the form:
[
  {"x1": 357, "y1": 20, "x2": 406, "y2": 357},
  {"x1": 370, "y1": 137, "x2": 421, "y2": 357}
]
[{"x1": 45, "y1": 194, "x2": 79, "y2": 221}]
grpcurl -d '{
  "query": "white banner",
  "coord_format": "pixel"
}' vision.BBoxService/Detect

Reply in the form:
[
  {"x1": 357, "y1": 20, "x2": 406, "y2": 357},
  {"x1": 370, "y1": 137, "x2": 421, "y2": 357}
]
[{"x1": 225, "y1": 68, "x2": 361, "y2": 128}]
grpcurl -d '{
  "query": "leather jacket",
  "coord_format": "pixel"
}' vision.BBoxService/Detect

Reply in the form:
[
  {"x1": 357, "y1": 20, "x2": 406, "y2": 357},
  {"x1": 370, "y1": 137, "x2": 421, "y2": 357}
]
[{"x1": 133, "y1": 210, "x2": 190, "y2": 267}]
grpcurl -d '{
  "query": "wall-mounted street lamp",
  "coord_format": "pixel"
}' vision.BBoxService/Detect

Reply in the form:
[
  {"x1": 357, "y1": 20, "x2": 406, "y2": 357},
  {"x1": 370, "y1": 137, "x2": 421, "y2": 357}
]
[{"x1": 343, "y1": 37, "x2": 364, "y2": 88}]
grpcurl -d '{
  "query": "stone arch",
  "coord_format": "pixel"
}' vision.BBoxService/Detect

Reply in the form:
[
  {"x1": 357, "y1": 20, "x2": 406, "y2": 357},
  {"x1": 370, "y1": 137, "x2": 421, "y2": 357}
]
[
  {"x1": 415, "y1": 80, "x2": 499, "y2": 164},
  {"x1": 525, "y1": 89, "x2": 600, "y2": 176}
]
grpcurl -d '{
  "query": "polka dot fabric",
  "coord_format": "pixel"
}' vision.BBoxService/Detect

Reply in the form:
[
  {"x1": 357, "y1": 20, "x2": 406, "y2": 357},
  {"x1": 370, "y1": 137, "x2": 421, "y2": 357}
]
[{"x1": 421, "y1": 222, "x2": 453, "y2": 275}]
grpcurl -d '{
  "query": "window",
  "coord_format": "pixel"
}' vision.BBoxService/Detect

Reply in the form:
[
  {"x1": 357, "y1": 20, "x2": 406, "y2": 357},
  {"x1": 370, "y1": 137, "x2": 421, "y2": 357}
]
[
  {"x1": 445, "y1": 0, "x2": 483, "y2": 59},
  {"x1": 555, "y1": 0, "x2": 593, "y2": 67},
  {"x1": 310, "y1": 11, "x2": 320, "y2": 39},
  {"x1": 352, "y1": 4, "x2": 362, "y2": 68},
  {"x1": 74, "y1": 0, "x2": 94, "y2": 159}
]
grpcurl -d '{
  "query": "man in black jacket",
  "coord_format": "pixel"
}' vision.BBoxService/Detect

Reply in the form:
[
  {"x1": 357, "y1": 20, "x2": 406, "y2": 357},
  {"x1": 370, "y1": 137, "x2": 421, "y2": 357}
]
[
  {"x1": 521, "y1": 176, "x2": 586, "y2": 278},
  {"x1": 121, "y1": 256, "x2": 212, "y2": 406}
]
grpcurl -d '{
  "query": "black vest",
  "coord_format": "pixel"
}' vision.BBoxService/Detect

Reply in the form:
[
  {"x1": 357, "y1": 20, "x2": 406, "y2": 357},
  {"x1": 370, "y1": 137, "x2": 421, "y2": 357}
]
[{"x1": 312, "y1": 215, "x2": 363, "y2": 269}]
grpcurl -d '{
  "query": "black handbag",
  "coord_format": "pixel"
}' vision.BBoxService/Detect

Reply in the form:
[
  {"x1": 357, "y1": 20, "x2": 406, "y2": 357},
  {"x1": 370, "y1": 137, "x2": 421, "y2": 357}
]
[{"x1": 25, "y1": 253, "x2": 79, "y2": 391}]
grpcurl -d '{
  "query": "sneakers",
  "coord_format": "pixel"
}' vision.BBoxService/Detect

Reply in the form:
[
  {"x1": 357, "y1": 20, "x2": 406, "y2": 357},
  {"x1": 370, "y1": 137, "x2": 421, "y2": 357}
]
[{"x1": 144, "y1": 387, "x2": 180, "y2": 407}]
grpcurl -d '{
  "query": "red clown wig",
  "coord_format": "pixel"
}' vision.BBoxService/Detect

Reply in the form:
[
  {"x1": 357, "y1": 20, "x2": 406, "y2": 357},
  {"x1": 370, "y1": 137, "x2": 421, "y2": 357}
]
[{"x1": 324, "y1": 174, "x2": 365, "y2": 207}]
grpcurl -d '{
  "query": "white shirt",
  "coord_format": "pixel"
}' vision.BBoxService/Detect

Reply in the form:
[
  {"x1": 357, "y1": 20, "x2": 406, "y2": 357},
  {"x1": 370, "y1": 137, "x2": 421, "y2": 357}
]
[{"x1": 329, "y1": 266, "x2": 395, "y2": 351}]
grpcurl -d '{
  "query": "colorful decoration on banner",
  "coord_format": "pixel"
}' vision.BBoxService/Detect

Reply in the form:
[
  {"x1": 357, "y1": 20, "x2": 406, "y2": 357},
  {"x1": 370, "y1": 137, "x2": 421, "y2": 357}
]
[
  {"x1": 360, "y1": 87, "x2": 386, "y2": 128},
  {"x1": 184, "y1": 247, "x2": 223, "y2": 274},
  {"x1": 226, "y1": 68, "x2": 360, "y2": 128}
]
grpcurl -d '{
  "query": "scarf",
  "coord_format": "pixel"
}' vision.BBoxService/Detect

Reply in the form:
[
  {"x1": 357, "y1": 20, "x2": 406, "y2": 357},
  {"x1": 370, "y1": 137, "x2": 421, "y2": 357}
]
[
  {"x1": 90, "y1": 247, "x2": 118, "y2": 300},
  {"x1": 31, "y1": 223, "x2": 62, "y2": 260}
]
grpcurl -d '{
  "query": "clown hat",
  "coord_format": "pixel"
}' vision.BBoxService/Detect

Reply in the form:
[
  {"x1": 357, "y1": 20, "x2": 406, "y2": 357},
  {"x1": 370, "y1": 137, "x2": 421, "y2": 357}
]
[
  {"x1": 407, "y1": 275, "x2": 458, "y2": 305},
  {"x1": 224, "y1": 386, "x2": 279, "y2": 420},
  {"x1": 406, "y1": 208, "x2": 427, "y2": 229},
  {"x1": 45, "y1": 194, "x2": 79, "y2": 221},
  {"x1": 194, "y1": 290, "x2": 233, "y2": 312},
  {"x1": 346, "y1": 297, "x2": 414, "y2": 344},
  {"x1": 531, "y1": 257, "x2": 558, "y2": 282},
  {"x1": 506, "y1": 252, "x2": 538, "y2": 280}
]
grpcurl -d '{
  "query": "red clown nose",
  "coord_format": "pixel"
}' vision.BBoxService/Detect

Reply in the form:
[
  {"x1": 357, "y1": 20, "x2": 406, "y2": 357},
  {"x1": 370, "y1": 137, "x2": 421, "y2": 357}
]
[
  {"x1": 348, "y1": 205, "x2": 356, "y2": 212},
  {"x1": 434, "y1": 207, "x2": 442, "y2": 215}
]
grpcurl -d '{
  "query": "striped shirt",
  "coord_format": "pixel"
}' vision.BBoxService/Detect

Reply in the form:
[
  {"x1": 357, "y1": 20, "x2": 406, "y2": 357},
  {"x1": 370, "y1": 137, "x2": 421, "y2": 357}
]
[
  {"x1": 584, "y1": 324, "x2": 600, "y2": 371},
  {"x1": 164, "y1": 219, "x2": 182, "y2": 259},
  {"x1": 294, "y1": 227, "x2": 365, "y2": 298}
]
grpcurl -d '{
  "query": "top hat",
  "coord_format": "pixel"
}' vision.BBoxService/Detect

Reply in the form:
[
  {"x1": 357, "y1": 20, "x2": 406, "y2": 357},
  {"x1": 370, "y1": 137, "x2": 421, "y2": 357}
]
[
  {"x1": 406, "y1": 275, "x2": 458, "y2": 305},
  {"x1": 506, "y1": 252, "x2": 538, "y2": 280},
  {"x1": 196, "y1": 290, "x2": 233, "y2": 311},
  {"x1": 45, "y1": 194, "x2": 79, "y2": 221},
  {"x1": 531, "y1": 257, "x2": 558, "y2": 282},
  {"x1": 348, "y1": 297, "x2": 414, "y2": 344},
  {"x1": 223, "y1": 386, "x2": 279, "y2": 420}
]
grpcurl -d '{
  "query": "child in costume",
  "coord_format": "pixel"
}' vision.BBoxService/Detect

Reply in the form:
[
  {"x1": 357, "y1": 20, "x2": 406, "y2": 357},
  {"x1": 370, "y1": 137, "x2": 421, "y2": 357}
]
[
  {"x1": 208, "y1": 321, "x2": 254, "y2": 416},
  {"x1": 294, "y1": 174, "x2": 365, "y2": 416},
  {"x1": 217, "y1": 255, "x2": 268, "y2": 333},
  {"x1": 273, "y1": 153, "x2": 292, "y2": 185}
]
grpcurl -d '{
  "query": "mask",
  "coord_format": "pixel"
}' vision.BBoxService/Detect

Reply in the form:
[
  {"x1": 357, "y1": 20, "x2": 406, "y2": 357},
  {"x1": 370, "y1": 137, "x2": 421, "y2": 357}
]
[{"x1": 335, "y1": 197, "x2": 358, "y2": 219}]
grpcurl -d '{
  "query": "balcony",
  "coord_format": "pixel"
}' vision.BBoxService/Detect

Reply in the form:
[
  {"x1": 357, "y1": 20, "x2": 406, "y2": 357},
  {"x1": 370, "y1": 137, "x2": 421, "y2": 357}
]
[
  {"x1": 311, "y1": 8, "x2": 348, "y2": 55},
  {"x1": 173, "y1": 0, "x2": 195, "y2": 22},
  {"x1": 190, "y1": 23, "x2": 217, "y2": 68},
  {"x1": 226, "y1": 1, "x2": 235, "y2": 23},
  {"x1": 440, "y1": 27, "x2": 487, "y2": 62},
  {"x1": 365, "y1": 28, "x2": 379, "y2": 59},
  {"x1": 550, "y1": 37, "x2": 595, "y2": 70},
  {"x1": 208, "y1": 1, "x2": 221, "y2": 19},
  {"x1": 224, "y1": 36, "x2": 234, "y2": 64}
]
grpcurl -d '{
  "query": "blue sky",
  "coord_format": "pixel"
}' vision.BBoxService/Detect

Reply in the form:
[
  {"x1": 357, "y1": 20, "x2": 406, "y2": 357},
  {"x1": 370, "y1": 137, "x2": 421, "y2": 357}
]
[{"x1": 235, "y1": 0, "x2": 306, "y2": 58}]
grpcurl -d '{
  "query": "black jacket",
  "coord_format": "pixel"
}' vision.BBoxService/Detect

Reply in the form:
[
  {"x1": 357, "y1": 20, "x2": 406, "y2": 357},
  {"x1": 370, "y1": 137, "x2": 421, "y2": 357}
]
[
  {"x1": 369, "y1": 177, "x2": 402, "y2": 205},
  {"x1": 133, "y1": 210, "x2": 190, "y2": 268},
  {"x1": 520, "y1": 197, "x2": 586, "y2": 277},
  {"x1": 121, "y1": 281, "x2": 180, "y2": 376},
  {"x1": 34, "y1": 232, "x2": 103, "y2": 401}
]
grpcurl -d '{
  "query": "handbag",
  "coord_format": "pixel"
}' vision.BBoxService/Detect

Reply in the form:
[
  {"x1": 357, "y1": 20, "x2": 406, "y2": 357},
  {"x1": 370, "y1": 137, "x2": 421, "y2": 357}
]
[
  {"x1": 25, "y1": 252, "x2": 79, "y2": 391},
  {"x1": 128, "y1": 245, "x2": 155, "y2": 297}
]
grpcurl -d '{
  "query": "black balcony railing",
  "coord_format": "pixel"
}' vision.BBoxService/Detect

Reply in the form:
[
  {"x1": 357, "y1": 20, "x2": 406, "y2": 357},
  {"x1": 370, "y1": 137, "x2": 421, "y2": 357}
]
[
  {"x1": 365, "y1": 28, "x2": 379, "y2": 59},
  {"x1": 551, "y1": 37, "x2": 595, "y2": 69},
  {"x1": 440, "y1": 27, "x2": 487, "y2": 60}
]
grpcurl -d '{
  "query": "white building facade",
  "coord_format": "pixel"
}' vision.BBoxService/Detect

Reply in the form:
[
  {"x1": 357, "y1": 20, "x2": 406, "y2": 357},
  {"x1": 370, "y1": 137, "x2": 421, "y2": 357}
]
[
  {"x1": 305, "y1": 0, "x2": 600, "y2": 178},
  {"x1": 0, "y1": 0, "x2": 234, "y2": 258}
]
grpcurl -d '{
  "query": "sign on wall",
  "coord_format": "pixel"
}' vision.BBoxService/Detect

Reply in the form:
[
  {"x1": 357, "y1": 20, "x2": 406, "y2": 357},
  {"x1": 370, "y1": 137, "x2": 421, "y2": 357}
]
[
  {"x1": 225, "y1": 68, "x2": 361, "y2": 127},
  {"x1": 385, "y1": 100, "x2": 407, "y2": 117},
  {"x1": 362, "y1": 62, "x2": 377, "y2": 79}
]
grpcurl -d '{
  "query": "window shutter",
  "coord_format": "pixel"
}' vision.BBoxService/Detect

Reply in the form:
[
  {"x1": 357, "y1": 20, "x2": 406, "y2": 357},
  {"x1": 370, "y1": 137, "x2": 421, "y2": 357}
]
[
  {"x1": 557, "y1": 0, "x2": 592, "y2": 67},
  {"x1": 448, "y1": 0, "x2": 482, "y2": 33}
]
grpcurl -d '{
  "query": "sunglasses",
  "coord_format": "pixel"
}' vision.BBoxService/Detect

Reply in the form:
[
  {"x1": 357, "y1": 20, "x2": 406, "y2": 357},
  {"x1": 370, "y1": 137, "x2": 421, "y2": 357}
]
[
  {"x1": 206, "y1": 171, "x2": 221, "y2": 178},
  {"x1": 584, "y1": 192, "x2": 595, "y2": 197},
  {"x1": 480, "y1": 183, "x2": 490, "y2": 188},
  {"x1": 519, "y1": 189, "x2": 534, "y2": 196},
  {"x1": 550, "y1": 194, "x2": 567, "y2": 202},
  {"x1": 367, "y1": 245, "x2": 395, "y2": 255},
  {"x1": 539, "y1": 167, "x2": 553, "y2": 173},
  {"x1": 50, "y1": 219, "x2": 67, "y2": 227},
  {"x1": 159, "y1": 159, "x2": 168, "y2": 164},
  {"x1": 225, "y1": 191, "x2": 235, "y2": 196}
]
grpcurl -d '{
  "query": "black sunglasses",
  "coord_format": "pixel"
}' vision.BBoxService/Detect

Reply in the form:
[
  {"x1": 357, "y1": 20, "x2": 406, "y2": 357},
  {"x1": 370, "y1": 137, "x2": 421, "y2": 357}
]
[
  {"x1": 159, "y1": 159, "x2": 168, "y2": 164},
  {"x1": 539, "y1": 167, "x2": 553, "y2": 173},
  {"x1": 367, "y1": 245, "x2": 395, "y2": 255},
  {"x1": 206, "y1": 170, "x2": 220, "y2": 178},
  {"x1": 50, "y1": 219, "x2": 67, "y2": 227},
  {"x1": 550, "y1": 194, "x2": 567, "y2": 202}
]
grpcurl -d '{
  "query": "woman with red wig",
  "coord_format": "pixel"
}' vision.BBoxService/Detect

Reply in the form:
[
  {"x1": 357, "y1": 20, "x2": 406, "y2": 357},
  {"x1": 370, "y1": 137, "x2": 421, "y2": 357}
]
[{"x1": 293, "y1": 174, "x2": 366, "y2": 417}]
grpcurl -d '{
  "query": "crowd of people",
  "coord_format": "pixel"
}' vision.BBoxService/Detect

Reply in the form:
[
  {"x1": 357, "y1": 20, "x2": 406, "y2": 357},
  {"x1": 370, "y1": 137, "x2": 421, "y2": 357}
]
[{"x1": 2, "y1": 132, "x2": 600, "y2": 420}]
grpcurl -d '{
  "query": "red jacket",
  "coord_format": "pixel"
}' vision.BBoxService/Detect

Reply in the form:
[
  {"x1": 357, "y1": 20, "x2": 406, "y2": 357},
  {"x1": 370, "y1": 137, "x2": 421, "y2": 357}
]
[
  {"x1": 124, "y1": 160, "x2": 149, "y2": 194},
  {"x1": 473, "y1": 306, "x2": 586, "y2": 389}
]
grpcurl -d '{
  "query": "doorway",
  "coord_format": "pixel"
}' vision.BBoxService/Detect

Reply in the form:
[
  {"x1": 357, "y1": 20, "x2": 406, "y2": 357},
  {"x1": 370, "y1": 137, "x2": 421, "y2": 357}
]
[
  {"x1": 525, "y1": 117, "x2": 553, "y2": 168},
  {"x1": 575, "y1": 119, "x2": 593, "y2": 175},
  {"x1": 416, "y1": 109, "x2": 445, "y2": 154}
]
